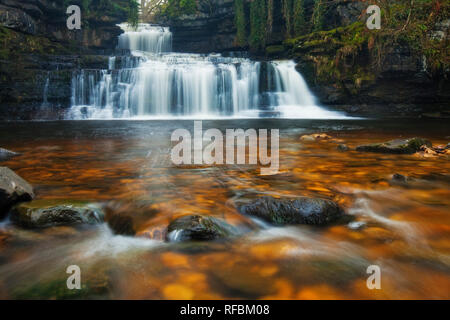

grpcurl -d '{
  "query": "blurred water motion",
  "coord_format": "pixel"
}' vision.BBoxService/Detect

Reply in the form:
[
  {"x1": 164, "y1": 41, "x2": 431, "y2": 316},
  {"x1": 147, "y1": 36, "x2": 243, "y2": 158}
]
[{"x1": 0, "y1": 119, "x2": 448, "y2": 299}]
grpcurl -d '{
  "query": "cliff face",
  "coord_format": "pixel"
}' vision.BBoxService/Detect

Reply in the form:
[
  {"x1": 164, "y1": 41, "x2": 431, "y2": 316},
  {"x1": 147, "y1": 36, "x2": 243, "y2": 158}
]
[
  {"x1": 0, "y1": 0, "x2": 129, "y2": 48},
  {"x1": 162, "y1": 0, "x2": 237, "y2": 53},
  {"x1": 163, "y1": 0, "x2": 366, "y2": 53},
  {"x1": 0, "y1": 0, "x2": 131, "y2": 119},
  {"x1": 161, "y1": 0, "x2": 449, "y2": 117}
]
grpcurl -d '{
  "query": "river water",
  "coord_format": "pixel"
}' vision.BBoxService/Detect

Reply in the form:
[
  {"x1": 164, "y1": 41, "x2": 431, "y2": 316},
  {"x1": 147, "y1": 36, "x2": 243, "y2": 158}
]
[{"x1": 0, "y1": 119, "x2": 448, "y2": 299}]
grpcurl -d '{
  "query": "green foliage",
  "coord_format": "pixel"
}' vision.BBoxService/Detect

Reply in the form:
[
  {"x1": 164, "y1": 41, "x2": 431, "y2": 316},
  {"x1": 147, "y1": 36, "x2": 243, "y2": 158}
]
[
  {"x1": 311, "y1": 0, "x2": 325, "y2": 32},
  {"x1": 162, "y1": 0, "x2": 197, "y2": 18},
  {"x1": 293, "y1": 0, "x2": 306, "y2": 36},
  {"x1": 234, "y1": 0, "x2": 247, "y2": 46},
  {"x1": 249, "y1": 0, "x2": 268, "y2": 51},
  {"x1": 282, "y1": 0, "x2": 307, "y2": 37},
  {"x1": 282, "y1": 0, "x2": 294, "y2": 36},
  {"x1": 127, "y1": 0, "x2": 140, "y2": 29}
]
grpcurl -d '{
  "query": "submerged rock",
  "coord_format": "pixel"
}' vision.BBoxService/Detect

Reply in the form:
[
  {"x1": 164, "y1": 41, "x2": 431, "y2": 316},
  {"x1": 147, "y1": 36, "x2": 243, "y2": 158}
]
[
  {"x1": 166, "y1": 215, "x2": 236, "y2": 242},
  {"x1": 414, "y1": 144, "x2": 450, "y2": 158},
  {"x1": 391, "y1": 173, "x2": 409, "y2": 184},
  {"x1": 0, "y1": 167, "x2": 34, "y2": 218},
  {"x1": 10, "y1": 200, "x2": 104, "y2": 228},
  {"x1": 238, "y1": 196, "x2": 343, "y2": 226},
  {"x1": 0, "y1": 148, "x2": 20, "y2": 161},
  {"x1": 337, "y1": 144, "x2": 350, "y2": 151},
  {"x1": 356, "y1": 137, "x2": 431, "y2": 154},
  {"x1": 11, "y1": 261, "x2": 113, "y2": 299},
  {"x1": 300, "y1": 133, "x2": 333, "y2": 142}
]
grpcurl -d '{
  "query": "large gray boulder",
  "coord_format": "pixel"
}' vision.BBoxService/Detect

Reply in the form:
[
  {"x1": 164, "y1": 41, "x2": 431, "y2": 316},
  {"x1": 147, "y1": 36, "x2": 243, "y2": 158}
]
[
  {"x1": 0, "y1": 167, "x2": 34, "y2": 218},
  {"x1": 238, "y1": 196, "x2": 343, "y2": 226}
]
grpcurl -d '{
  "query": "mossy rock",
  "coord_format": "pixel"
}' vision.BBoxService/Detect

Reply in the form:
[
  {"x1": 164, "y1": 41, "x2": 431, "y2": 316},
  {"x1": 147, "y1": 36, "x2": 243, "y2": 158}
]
[
  {"x1": 10, "y1": 199, "x2": 104, "y2": 228},
  {"x1": 356, "y1": 137, "x2": 432, "y2": 154},
  {"x1": 238, "y1": 196, "x2": 343, "y2": 226},
  {"x1": 265, "y1": 45, "x2": 285, "y2": 57},
  {"x1": 11, "y1": 262, "x2": 113, "y2": 299},
  {"x1": 166, "y1": 215, "x2": 237, "y2": 242}
]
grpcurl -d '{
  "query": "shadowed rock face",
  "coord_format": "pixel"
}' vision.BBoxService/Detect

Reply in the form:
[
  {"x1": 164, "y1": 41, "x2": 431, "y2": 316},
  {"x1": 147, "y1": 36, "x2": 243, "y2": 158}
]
[
  {"x1": 0, "y1": 0, "x2": 128, "y2": 48},
  {"x1": 0, "y1": 167, "x2": 34, "y2": 218},
  {"x1": 238, "y1": 196, "x2": 343, "y2": 226},
  {"x1": 166, "y1": 215, "x2": 236, "y2": 242},
  {"x1": 0, "y1": 0, "x2": 134, "y2": 119},
  {"x1": 163, "y1": 0, "x2": 237, "y2": 53}
]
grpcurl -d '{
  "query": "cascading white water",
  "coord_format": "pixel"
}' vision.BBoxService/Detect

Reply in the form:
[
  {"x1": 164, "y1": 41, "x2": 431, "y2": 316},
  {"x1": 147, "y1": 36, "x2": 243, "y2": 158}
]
[
  {"x1": 117, "y1": 23, "x2": 172, "y2": 53},
  {"x1": 68, "y1": 24, "x2": 345, "y2": 119}
]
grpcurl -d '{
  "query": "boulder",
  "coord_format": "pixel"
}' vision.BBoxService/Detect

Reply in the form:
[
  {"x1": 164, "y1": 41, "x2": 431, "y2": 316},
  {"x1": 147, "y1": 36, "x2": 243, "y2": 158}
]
[
  {"x1": 0, "y1": 167, "x2": 34, "y2": 218},
  {"x1": 356, "y1": 137, "x2": 432, "y2": 154},
  {"x1": 166, "y1": 215, "x2": 236, "y2": 242},
  {"x1": 10, "y1": 200, "x2": 104, "y2": 228},
  {"x1": 238, "y1": 196, "x2": 343, "y2": 226},
  {"x1": 0, "y1": 147, "x2": 19, "y2": 161},
  {"x1": 337, "y1": 144, "x2": 349, "y2": 151}
]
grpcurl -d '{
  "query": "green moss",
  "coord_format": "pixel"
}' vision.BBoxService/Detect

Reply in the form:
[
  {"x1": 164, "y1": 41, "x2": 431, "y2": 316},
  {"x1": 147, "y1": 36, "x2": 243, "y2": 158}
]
[
  {"x1": 249, "y1": 0, "x2": 268, "y2": 51},
  {"x1": 234, "y1": 0, "x2": 247, "y2": 46},
  {"x1": 11, "y1": 262, "x2": 112, "y2": 299},
  {"x1": 265, "y1": 45, "x2": 285, "y2": 56}
]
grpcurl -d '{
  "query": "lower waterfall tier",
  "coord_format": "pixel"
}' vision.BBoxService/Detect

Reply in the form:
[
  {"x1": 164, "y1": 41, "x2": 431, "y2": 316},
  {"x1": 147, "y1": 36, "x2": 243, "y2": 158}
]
[{"x1": 68, "y1": 53, "x2": 343, "y2": 119}]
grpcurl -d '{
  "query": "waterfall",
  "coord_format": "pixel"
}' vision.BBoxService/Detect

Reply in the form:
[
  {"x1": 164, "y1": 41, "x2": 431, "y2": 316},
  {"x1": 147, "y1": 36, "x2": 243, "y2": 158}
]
[
  {"x1": 68, "y1": 24, "x2": 345, "y2": 119},
  {"x1": 117, "y1": 24, "x2": 172, "y2": 54},
  {"x1": 41, "y1": 72, "x2": 50, "y2": 109}
]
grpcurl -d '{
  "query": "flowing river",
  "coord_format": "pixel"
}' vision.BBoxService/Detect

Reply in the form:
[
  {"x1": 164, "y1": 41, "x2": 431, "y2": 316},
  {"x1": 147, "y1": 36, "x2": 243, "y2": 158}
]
[
  {"x1": 0, "y1": 24, "x2": 448, "y2": 299},
  {"x1": 0, "y1": 119, "x2": 449, "y2": 299}
]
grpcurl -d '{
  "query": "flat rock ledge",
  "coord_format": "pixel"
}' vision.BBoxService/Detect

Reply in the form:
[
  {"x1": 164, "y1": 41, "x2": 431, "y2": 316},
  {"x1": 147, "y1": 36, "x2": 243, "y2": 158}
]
[{"x1": 10, "y1": 199, "x2": 104, "y2": 228}]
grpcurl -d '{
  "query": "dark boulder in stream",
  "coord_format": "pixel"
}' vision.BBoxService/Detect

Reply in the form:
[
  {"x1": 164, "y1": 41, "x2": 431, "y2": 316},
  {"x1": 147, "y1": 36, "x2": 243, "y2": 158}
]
[
  {"x1": 10, "y1": 200, "x2": 104, "y2": 228},
  {"x1": 356, "y1": 137, "x2": 431, "y2": 154},
  {"x1": 166, "y1": 215, "x2": 236, "y2": 242},
  {"x1": 238, "y1": 196, "x2": 344, "y2": 226},
  {"x1": 0, "y1": 167, "x2": 34, "y2": 218}
]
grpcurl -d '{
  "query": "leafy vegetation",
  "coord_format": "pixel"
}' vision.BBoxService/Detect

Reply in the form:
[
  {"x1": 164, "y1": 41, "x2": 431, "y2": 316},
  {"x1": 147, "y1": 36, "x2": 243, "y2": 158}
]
[
  {"x1": 279, "y1": 0, "x2": 448, "y2": 96},
  {"x1": 160, "y1": 0, "x2": 197, "y2": 18}
]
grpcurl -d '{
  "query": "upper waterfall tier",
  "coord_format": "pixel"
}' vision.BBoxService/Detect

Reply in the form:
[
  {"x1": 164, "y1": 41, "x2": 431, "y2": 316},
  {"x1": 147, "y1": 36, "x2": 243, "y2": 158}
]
[
  {"x1": 117, "y1": 24, "x2": 172, "y2": 54},
  {"x1": 68, "y1": 24, "x2": 345, "y2": 119}
]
